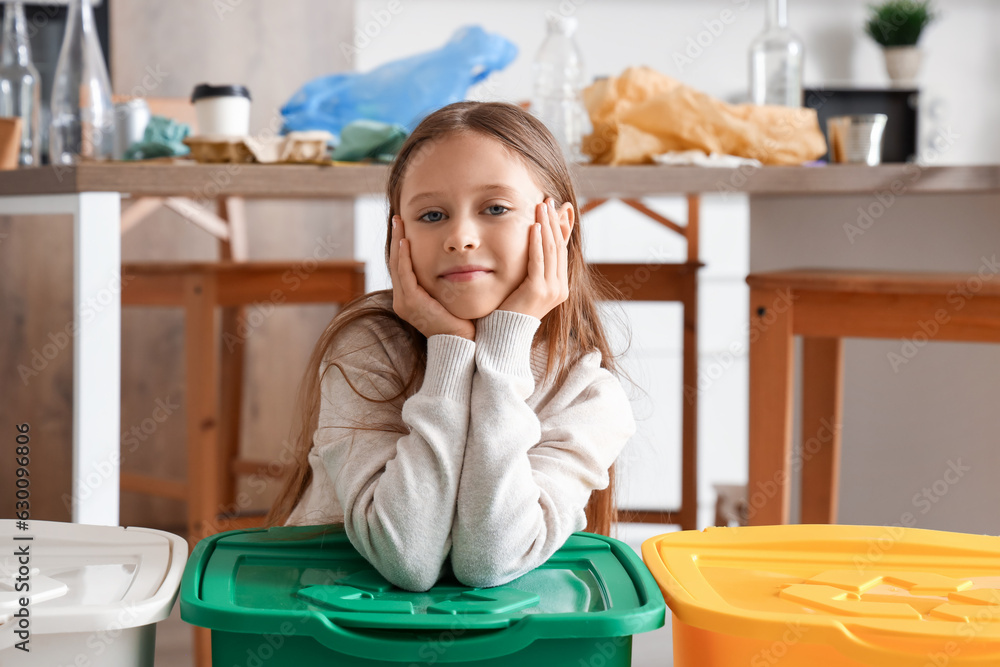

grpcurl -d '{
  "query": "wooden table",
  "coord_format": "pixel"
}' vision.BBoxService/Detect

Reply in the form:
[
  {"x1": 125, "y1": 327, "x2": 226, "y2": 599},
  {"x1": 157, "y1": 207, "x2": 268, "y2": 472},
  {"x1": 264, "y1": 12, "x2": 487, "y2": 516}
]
[
  {"x1": 4, "y1": 162, "x2": 999, "y2": 527},
  {"x1": 5, "y1": 162, "x2": 999, "y2": 198}
]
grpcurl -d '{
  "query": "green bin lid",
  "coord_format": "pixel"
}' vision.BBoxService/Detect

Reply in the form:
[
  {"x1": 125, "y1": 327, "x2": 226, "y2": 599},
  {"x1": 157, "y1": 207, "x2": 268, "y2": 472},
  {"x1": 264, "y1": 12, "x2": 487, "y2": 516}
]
[{"x1": 180, "y1": 525, "x2": 664, "y2": 662}]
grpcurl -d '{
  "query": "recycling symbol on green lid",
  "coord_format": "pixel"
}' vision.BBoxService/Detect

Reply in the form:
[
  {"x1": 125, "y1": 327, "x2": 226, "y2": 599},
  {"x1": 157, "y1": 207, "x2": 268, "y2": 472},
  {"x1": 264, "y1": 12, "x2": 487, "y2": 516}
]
[{"x1": 297, "y1": 569, "x2": 540, "y2": 615}]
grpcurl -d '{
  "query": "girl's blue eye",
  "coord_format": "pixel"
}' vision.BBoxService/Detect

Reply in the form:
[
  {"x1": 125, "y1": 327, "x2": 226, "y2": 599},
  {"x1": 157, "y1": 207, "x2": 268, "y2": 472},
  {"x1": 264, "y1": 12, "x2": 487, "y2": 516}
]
[
  {"x1": 420, "y1": 211, "x2": 444, "y2": 222},
  {"x1": 485, "y1": 204, "x2": 509, "y2": 216}
]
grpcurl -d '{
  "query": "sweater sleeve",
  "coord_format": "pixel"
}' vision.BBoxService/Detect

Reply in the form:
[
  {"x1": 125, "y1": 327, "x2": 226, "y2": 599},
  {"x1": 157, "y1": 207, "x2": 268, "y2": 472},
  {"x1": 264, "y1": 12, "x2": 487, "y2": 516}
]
[
  {"x1": 311, "y1": 321, "x2": 476, "y2": 592},
  {"x1": 450, "y1": 309, "x2": 637, "y2": 589}
]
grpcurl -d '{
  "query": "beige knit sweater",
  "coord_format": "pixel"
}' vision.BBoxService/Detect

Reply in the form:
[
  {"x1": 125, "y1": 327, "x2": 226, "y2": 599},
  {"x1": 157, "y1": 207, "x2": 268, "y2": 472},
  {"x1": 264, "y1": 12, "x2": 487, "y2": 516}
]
[{"x1": 286, "y1": 293, "x2": 636, "y2": 591}]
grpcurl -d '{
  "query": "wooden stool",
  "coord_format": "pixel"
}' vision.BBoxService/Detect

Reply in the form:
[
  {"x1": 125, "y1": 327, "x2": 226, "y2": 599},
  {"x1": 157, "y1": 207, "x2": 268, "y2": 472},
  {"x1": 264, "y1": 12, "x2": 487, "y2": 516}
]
[
  {"x1": 121, "y1": 260, "x2": 365, "y2": 667},
  {"x1": 746, "y1": 269, "x2": 1000, "y2": 526},
  {"x1": 121, "y1": 260, "x2": 365, "y2": 546},
  {"x1": 586, "y1": 195, "x2": 702, "y2": 530}
]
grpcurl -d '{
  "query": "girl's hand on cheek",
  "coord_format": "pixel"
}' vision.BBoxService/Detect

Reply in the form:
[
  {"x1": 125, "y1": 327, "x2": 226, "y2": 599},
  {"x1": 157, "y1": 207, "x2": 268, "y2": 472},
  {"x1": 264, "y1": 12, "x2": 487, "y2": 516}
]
[
  {"x1": 389, "y1": 215, "x2": 476, "y2": 341},
  {"x1": 497, "y1": 197, "x2": 570, "y2": 321}
]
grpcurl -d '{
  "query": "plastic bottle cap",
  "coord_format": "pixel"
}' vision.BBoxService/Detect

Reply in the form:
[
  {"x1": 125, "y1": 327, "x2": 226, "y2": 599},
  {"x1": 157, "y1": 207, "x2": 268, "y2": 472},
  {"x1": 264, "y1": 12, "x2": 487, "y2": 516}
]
[{"x1": 191, "y1": 83, "x2": 252, "y2": 104}]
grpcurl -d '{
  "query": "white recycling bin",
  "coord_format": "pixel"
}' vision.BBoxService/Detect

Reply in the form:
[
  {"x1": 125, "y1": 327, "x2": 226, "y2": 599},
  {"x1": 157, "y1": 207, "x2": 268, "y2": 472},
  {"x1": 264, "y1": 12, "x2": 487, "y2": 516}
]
[{"x1": 0, "y1": 519, "x2": 187, "y2": 666}]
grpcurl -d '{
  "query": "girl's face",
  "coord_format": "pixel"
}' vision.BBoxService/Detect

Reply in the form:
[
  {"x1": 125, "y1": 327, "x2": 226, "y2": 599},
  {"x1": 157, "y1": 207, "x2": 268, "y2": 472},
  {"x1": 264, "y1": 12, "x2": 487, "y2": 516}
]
[{"x1": 398, "y1": 131, "x2": 570, "y2": 321}]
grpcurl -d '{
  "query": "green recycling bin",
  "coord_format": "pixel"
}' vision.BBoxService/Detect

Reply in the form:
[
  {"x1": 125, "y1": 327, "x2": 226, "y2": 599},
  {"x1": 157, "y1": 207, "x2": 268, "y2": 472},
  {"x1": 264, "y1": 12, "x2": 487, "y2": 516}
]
[{"x1": 180, "y1": 524, "x2": 665, "y2": 666}]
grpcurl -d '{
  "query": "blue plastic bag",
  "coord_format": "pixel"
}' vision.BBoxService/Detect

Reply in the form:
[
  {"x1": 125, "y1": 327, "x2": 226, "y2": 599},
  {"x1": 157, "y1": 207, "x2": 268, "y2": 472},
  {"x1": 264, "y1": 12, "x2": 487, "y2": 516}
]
[{"x1": 280, "y1": 25, "x2": 517, "y2": 138}]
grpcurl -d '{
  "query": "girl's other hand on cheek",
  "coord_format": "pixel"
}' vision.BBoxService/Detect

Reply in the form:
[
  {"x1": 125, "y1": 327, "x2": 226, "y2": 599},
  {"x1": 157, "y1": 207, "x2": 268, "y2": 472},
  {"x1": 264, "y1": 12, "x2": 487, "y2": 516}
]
[
  {"x1": 389, "y1": 215, "x2": 476, "y2": 341},
  {"x1": 496, "y1": 197, "x2": 570, "y2": 321}
]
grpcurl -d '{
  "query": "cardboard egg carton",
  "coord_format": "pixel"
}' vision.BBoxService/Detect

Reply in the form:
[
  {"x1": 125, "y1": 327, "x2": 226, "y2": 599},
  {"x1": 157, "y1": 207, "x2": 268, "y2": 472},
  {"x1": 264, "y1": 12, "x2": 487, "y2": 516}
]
[{"x1": 183, "y1": 130, "x2": 333, "y2": 164}]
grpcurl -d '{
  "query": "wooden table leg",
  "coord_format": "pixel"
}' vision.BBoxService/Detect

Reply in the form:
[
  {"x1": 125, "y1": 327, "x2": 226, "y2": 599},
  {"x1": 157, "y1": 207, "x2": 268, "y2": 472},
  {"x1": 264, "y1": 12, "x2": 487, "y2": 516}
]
[
  {"x1": 748, "y1": 287, "x2": 795, "y2": 525},
  {"x1": 800, "y1": 337, "x2": 843, "y2": 524},
  {"x1": 216, "y1": 197, "x2": 247, "y2": 519},
  {"x1": 679, "y1": 268, "x2": 698, "y2": 530},
  {"x1": 184, "y1": 273, "x2": 222, "y2": 544},
  {"x1": 193, "y1": 625, "x2": 212, "y2": 667}
]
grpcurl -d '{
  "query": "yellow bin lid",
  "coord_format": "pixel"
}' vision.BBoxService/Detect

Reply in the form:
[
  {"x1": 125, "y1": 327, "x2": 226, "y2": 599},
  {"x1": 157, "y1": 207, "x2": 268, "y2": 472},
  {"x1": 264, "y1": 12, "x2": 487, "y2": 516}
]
[{"x1": 642, "y1": 524, "x2": 1000, "y2": 667}]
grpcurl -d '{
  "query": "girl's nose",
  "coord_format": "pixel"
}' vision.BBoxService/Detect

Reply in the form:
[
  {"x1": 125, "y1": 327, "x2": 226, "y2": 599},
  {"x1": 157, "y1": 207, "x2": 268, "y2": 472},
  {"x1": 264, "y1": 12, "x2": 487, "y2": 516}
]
[{"x1": 444, "y1": 216, "x2": 480, "y2": 251}]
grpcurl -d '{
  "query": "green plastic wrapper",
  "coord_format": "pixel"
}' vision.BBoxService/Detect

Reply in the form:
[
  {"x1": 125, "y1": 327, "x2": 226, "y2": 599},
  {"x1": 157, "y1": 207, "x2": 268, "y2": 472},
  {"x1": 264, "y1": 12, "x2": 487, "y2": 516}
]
[
  {"x1": 124, "y1": 115, "x2": 191, "y2": 160},
  {"x1": 330, "y1": 119, "x2": 408, "y2": 162}
]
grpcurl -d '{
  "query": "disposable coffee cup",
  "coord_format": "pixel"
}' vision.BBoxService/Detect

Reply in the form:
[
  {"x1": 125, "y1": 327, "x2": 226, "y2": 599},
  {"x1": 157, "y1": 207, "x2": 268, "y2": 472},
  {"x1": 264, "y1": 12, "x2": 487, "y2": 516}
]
[
  {"x1": 190, "y1": 83, "x2": 252, "y2": 136},
  {"x1": 826, "y1": 114, "x2": 888, "y2": 166}
]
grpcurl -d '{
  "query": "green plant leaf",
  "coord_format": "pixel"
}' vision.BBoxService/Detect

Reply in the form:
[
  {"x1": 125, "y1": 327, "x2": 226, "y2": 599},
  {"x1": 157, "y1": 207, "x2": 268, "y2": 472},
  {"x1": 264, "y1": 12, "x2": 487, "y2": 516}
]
[{"x1": 864, "y1": 0, "x2": 936, "y2": 47}]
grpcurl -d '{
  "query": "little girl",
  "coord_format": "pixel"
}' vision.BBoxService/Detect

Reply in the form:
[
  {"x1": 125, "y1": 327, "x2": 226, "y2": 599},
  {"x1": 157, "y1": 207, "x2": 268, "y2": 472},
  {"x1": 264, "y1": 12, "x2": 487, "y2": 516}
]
[{"x1": 266, "y1": 101, "x2": 637, "y2": 592}]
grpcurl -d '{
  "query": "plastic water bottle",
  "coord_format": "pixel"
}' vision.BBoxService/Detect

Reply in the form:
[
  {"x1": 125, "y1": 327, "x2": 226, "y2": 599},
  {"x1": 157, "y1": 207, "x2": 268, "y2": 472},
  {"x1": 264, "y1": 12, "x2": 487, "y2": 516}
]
[
  {"x1": 531, "y1": 14, "x2": 591, "y2": 163},
  {"x1": 749, "y1": 0, "x2": 804, "y2": 107}
]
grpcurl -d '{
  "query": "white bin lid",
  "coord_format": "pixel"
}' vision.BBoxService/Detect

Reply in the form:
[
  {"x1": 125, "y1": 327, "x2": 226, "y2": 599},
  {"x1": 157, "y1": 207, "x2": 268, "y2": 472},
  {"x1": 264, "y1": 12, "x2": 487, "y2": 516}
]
[{"x1": 0, "y1": 520, "x2": 187, "y2": 649}]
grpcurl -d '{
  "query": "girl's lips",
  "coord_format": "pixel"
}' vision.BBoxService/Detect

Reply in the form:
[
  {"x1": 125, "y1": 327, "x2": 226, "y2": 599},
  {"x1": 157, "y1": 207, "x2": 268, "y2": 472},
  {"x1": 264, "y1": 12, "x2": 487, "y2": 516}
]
[{"x1": 441, "y1": 270, "x2": 492, "y2": 282}]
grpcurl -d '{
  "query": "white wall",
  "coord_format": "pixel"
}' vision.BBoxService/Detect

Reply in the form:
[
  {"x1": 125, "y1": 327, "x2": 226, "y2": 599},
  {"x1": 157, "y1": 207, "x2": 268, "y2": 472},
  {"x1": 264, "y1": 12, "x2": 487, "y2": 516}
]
[
  {"x1": 352, "y1": 0, "x2": 996, "y2": 163},
  {"x1": 351, "y1": 0, "x2": 1000, "y2": 529},
  {"x1": 751, "y1": 193, "x2": 1000, "y2": 536}
]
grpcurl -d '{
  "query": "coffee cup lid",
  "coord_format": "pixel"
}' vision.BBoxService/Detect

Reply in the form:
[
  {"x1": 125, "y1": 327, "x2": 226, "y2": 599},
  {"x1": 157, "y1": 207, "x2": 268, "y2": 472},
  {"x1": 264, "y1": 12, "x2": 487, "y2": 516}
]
[{"x1": 191, "y1": 84, "x2": 252, "y2": 103}]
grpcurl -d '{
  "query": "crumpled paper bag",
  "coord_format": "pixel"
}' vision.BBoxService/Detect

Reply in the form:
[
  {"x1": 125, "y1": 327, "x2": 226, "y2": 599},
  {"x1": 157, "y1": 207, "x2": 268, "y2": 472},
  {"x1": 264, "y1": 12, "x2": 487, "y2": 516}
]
[{"x1": 581, "y1": 66, "x2": 826, "y2": 166}]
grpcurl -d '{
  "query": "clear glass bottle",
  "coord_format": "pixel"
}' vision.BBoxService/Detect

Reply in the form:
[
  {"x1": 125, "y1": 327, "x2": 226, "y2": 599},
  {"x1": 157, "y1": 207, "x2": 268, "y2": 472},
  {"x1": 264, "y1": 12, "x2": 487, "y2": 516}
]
[
  {"x1": 749, "y1": 0, "x2": 804, "y2": 107},
  {"x1": 49, "y1": 0, "x2": 115, "y2": 164},
  {"x1": 531, "y1": 14, "x2": 592, "y2": 163},
  {"x1": 0, "y1": 3, "x2": 41, "y2": 166}
]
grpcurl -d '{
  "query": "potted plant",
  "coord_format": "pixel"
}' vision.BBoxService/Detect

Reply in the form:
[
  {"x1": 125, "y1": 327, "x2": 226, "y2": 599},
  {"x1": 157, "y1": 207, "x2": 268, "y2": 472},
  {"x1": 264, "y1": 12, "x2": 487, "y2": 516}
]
[{"x1": 864, "y1": 0, "x2": 937, "y2": 86}]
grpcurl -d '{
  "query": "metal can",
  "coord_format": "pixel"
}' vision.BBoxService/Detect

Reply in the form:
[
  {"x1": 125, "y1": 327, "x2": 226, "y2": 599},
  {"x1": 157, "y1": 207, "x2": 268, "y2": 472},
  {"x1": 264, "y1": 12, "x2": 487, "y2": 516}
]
[
  {"x1": 826, "y1": 114, "x2": 889, "y2": 166},
  {"x1": 113, "y1": 98, "x2": 151, "y2": 160}
]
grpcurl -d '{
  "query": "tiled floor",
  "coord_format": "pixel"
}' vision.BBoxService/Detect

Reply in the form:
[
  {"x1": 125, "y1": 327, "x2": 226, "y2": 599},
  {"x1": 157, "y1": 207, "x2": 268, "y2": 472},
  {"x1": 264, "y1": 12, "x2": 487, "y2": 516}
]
[{"x1": 152, "y1": 523, "x2": 677, "y2": 666}]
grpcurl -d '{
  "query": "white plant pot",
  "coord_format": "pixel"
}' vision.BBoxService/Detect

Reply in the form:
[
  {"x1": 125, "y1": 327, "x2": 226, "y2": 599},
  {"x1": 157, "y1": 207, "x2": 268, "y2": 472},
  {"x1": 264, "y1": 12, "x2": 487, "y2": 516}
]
[{"x1": 883, "y1": 46, "x2": 923, "y2": 86}]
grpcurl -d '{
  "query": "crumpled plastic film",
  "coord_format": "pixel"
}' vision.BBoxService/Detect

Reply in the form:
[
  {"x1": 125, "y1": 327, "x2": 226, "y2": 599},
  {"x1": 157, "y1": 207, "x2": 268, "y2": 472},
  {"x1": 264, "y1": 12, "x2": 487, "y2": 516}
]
[
  {"x1": 123, "y1": 115, "x2": 191, "y2": 160},
  {"x1": 280, "y1": 25, "x2": 517, "y2": 138},
  {"x1": 581, "y1": 66, "x2": 827, "y2": 166},
  {"x1": 330, "y1": 120, "x2": 408, "y2": 162}
]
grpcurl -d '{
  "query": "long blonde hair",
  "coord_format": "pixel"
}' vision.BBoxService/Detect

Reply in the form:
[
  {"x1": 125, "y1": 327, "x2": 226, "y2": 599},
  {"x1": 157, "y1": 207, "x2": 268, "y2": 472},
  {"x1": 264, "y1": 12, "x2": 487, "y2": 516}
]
[{"x1": 266, "y1": 101, "x2": 637, "y2": 537}]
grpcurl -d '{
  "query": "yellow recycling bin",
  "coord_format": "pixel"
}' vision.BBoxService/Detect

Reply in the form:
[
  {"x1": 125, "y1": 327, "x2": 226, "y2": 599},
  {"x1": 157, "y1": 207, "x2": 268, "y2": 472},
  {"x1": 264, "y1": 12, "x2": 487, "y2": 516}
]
[{"x1": 642, "y1": 524, "x2": 1000, "y2": 667}]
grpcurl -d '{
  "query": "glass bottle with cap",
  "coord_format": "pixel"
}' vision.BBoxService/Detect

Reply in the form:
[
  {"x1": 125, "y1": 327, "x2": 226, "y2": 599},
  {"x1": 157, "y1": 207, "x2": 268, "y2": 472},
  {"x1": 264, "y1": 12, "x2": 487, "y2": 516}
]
[
  {"x1": 0, "y1": 2, "x2": 41, "y2": 166},
  {"x1": 49, "y1": 0, "x2": 115, "y2": 163},
  {"x1": 749, "y1": 0, "x2": 804, "y2": 107}
]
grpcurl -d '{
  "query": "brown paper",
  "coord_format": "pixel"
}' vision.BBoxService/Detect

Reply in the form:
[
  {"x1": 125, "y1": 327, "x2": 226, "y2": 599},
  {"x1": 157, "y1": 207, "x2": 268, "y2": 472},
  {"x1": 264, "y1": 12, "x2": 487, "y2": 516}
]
[
  {"x1": 0, "y1": 117, "x2": 23, "y2": 170},
  {"x1": 582, "y1": 66, "x2": 827, "y2": 166}
]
